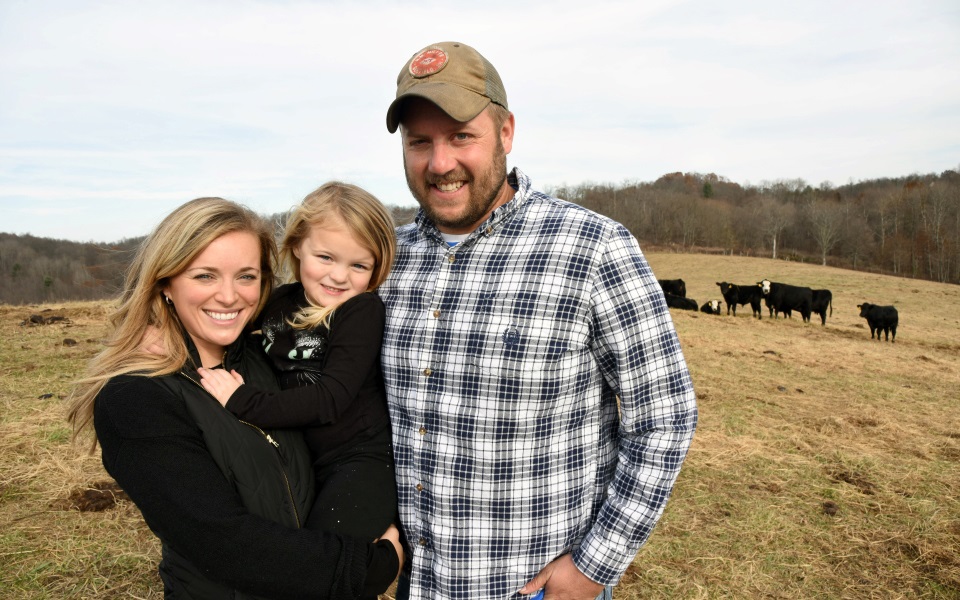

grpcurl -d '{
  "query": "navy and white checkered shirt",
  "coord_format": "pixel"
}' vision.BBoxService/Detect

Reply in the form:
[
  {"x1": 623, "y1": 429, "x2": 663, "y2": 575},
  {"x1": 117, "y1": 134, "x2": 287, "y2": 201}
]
[{"x1": 379, "y1": 168, "x2": 697, "y2": 600}]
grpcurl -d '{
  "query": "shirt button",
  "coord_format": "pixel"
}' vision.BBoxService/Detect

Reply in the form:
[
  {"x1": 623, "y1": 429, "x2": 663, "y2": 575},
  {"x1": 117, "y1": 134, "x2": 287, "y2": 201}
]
[
  {"x1": 485, "y1": 226, "x2": 492, "y2": 234},
  {"x1": 418, "y1": 427, "x2": 427, "y2": 436},
  {"x1": 433, "y1": 309, "x2": 441, "y2": 318},
  {"x1": 448, "y1": 254, "x2": 456, "y2": 264},
  {"x1": 423, "y1": 368, "x2": 432, "y2": 376},
  {"x1": 418, "y1": 538, "x2": 427, "y2": 546},
  {"x1": 416, "y1": 483, "x2": 424, "y2": 492}
]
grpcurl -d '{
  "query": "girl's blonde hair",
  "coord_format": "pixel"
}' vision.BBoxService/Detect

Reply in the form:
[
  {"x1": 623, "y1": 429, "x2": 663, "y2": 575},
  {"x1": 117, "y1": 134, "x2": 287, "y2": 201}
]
[
  {"x1": 68, "y1": 198, "x2": 277, "y2": 448},
  {"x1": 280, "y1": 181, "x2": 396, "y2": 330}
]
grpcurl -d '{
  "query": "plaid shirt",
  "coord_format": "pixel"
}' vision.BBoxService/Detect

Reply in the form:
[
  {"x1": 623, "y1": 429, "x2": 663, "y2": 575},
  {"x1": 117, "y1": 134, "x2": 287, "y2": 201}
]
[{"x1": 379, "y1": 168, "x2": 697, "y2": 600}]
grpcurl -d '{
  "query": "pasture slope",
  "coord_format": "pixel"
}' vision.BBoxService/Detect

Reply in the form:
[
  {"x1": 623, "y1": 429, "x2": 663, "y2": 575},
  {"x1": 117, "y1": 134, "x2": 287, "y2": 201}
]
[{"x1": 1, "y1": 253, "x2": 958, "y2": 599}]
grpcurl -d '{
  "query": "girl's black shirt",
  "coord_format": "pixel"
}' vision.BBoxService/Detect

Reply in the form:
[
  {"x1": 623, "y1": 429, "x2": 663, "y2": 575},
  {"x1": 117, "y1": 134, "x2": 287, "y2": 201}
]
[{"x1": 227, "y1": 284, "x2": 392, "y2": 465}]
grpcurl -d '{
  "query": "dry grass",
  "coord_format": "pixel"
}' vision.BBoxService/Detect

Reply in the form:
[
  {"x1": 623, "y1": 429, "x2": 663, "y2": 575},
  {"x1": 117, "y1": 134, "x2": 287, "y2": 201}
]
[
  {"x1": 0, "y1": 302, "x2": 161, "y2": 599},
  {"x1": 1, "y1": 254, "x2": 959, "y2": 599},
  {"x1": 637, "y1": 253, "x2": 960, "y2": 599}
]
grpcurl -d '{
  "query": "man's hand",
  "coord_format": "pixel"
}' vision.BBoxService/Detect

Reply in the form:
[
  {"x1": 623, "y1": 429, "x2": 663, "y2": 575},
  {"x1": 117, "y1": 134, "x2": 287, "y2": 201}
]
[
  {"x1": 198, "y1": 368, "x2": 244, "y2": 407},
  {"x1": 519, "y1": 554, "x2": 603, "y2": 600}
]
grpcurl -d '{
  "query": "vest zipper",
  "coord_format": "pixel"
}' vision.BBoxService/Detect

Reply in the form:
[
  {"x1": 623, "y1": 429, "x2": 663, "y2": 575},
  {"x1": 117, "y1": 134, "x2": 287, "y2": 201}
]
[
  {"x1": 179, "y1": 371, "x2": 303, "y2": 528},
  {"x1": 238, "y1": 418, "x2": 302, "y2": 528}
]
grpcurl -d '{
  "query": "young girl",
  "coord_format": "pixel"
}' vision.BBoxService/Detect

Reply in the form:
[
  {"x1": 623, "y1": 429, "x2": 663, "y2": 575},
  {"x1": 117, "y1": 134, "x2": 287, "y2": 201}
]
[{"x1": 199, "y1": 182, "x2": 398, "y2": 567}]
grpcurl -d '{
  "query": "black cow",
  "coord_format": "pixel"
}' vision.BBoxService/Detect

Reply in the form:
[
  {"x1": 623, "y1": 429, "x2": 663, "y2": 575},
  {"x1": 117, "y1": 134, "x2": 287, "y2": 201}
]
[
  {"x1": 700, "y1": 300, "x2": 722, "y2": 315},
  {"x1": 811, "y1": 289, "x2": 833, "y2": 326},
  {"x1": 658, "y1": 279, "x2": 686, "y2": 298},
  {"x1": 664, "y1": 293, "x2": 698, "y2": 311},
  {"x1": 759, "y1": 279, "x2": 813, "y2": 323},
  {"x1": 715, "y1": 282, "x2": 763, "y2": 319},
  {"x1": 857, "y1": 303, "x2": 898, "y2": 342}
]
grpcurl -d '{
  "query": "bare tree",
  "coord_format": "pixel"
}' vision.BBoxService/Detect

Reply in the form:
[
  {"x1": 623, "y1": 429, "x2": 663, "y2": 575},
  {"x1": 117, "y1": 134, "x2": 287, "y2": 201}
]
[
  {"x1": 807, "y1": 199, "x2": 845, "y2": 266},
  {"x1": 674, "y1": 195, "x2": 703, "y2": 248},
  {"x1": 754, "y1": 196, "x2": 794, "y2": 259}
]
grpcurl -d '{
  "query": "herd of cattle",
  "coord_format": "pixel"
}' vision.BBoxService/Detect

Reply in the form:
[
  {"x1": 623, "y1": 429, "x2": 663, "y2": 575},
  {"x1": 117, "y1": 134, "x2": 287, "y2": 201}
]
[{"x1": 656, "y1": 278, "x2": 899, "y2": 342}]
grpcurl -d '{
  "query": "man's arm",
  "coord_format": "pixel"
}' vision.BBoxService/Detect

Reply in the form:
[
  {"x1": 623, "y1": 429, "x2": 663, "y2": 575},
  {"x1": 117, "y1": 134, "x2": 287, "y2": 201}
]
[{"x1": 573, "y1": 225, "x2": 698, "y2": 585}]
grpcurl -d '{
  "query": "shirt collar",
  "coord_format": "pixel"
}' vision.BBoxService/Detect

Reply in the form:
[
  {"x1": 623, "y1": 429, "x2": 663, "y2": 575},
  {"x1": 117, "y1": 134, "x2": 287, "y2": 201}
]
[
  {"x1": 414, "y1": 167, "x2": 532, "y2": 244},
  {"x1": 179, "y1": 325, "x2": 246, "y2": 375}
]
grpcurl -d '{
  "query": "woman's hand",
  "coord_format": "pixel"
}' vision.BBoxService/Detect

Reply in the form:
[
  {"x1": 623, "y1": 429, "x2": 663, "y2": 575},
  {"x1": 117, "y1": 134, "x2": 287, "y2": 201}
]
[
  {"x1": 377, "y1": 524, "x2": 404, "y2": 579},
  {"x1": 198, "y1": 368, "x2": 244, "y2": 407}
]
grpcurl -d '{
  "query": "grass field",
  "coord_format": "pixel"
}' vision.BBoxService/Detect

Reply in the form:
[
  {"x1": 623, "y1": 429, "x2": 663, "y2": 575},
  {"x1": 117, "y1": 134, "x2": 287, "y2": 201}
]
[{"x1": 1, "y1": 252, "x2": 959, "y2": 599}]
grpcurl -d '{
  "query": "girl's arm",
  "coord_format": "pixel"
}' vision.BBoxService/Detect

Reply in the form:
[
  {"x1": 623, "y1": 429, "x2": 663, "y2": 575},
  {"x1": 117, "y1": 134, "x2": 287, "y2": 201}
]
[{"x1": 218, "y1": 293, "x2": 385, "y2": 428}]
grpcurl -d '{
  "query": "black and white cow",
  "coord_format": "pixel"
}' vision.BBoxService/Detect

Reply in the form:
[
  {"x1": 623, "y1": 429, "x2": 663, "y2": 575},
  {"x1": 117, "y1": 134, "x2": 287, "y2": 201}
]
[
  {"x1": 658, "y1": 279, "x2": 687, "y2": 298},
  {"x1": 857, "y1": 303, "x2": 898, "y2": 342},
  {"x1": 700, "y1": 300, "x2": 722, "y2": 315},
  {"x1": 759, "y1": 279, "x2": 813, "y2": 323},
  {"x1": 715, "y1": 282, "x2": 763, "y2": 319},
  {"x1": 811, "y1": 289, "x2": 833, "y2": 326},
  {"x1": 664, "y1": 292, "x2": 698, "y2": 311}
]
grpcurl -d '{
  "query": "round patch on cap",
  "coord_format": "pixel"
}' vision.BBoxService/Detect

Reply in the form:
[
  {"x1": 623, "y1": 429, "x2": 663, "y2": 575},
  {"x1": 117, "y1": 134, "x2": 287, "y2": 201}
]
[{"x1": 409, "y1": 48, "x2": 448, "y2": 78}]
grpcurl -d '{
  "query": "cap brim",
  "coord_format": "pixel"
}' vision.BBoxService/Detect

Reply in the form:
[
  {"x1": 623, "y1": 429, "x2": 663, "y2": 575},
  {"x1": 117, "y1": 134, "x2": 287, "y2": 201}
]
[{"x1": 386, "y1": 83, "x2": 491, "y2": 133}]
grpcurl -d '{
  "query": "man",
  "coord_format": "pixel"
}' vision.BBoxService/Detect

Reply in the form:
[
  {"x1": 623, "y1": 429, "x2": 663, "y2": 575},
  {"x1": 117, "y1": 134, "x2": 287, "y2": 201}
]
[{"x1": 378, "y1": 41, "x2": 697, "y2": 600}]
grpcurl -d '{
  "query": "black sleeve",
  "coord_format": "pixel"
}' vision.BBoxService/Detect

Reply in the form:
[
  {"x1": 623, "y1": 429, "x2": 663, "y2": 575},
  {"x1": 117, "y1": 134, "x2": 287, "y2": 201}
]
[
  {"x1": 225, "y1": 293, "x2": 385, "y2": 428},
  {"x1": 94, "y1": 375, "x2": 397, "y2": 600},
  {"x1": 363, "y1": 539, "x2": 401, "y2": 597}
]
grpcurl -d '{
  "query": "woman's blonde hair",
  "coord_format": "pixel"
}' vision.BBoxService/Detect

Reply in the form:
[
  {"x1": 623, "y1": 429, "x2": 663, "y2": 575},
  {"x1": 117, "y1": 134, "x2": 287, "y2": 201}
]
[
  {"x1": 68, "y1": 197, "x2": 277, "y2": 448},
  {"x1": 280, "y1": 181, "x2": 396, "y2": 329}
]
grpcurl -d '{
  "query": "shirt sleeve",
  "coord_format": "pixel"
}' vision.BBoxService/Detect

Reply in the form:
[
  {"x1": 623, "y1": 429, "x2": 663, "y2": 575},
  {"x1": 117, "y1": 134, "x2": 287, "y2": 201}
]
[
  {"x1": 225, "y1": 293, "x2": 385, "y2": 428},
  {"x1": 571, "y1": 225, "x2": 698, "y2": 585},
  {"x1": 94, "y1": 375, "x2": 396, "y2": 600}
]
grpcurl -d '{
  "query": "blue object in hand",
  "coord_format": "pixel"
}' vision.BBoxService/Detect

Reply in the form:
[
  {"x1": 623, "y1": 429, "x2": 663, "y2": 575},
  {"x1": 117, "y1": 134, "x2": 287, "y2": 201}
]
[{"x1": 530, "y1": 590, "x2": 544, "y2": 600}]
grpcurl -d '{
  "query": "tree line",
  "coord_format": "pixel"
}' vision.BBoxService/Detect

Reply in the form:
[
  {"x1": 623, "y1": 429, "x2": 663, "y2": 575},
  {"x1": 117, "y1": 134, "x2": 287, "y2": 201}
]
[
  {"x1": 2, "y1": 171, "x2": 957, "y2": 305},
  {"x1": 551, "y1": 169, "x2": 960, "y2": 283},
  {"x1": 0, "y1": 207, "x2": 417, "y2": 306}
]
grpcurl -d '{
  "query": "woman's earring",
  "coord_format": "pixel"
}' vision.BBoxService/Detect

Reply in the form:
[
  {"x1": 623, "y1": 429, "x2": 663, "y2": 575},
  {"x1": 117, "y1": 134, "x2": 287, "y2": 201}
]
[{"x1": 164, "y1": 295, "x2": 173, "y2": 305}]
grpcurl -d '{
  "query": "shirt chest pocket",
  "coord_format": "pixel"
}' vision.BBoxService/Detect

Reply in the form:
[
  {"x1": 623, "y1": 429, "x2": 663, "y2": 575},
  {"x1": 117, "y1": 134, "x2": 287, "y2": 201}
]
[{"x1": 465, "y1": 293, "x2": 590, "y2": 383}]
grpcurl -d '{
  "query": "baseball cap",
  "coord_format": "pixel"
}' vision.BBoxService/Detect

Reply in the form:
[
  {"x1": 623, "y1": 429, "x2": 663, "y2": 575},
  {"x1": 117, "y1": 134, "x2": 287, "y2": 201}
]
[{"x1": 386, "y1": 41, "x2": 508, "y2": 133}]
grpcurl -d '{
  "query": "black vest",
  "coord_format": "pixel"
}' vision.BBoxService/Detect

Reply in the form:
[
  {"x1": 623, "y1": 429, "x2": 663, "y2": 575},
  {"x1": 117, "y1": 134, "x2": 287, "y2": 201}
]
[{"x1": 153, "y1": 336, "x2": 315, "y2": 599}]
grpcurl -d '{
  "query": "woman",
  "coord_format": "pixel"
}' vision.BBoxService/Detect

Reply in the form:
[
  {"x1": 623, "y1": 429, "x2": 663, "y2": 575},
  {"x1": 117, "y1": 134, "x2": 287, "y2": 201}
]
[{"x1": 68, "y1": 197, "x2": 401, "y2": 600}]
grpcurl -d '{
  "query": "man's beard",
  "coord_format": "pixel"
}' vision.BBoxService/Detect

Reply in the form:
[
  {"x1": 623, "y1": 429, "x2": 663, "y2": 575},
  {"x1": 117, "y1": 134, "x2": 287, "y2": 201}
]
[{"x1": 404, "y1": 139, "x2": 508, "y2": 232}]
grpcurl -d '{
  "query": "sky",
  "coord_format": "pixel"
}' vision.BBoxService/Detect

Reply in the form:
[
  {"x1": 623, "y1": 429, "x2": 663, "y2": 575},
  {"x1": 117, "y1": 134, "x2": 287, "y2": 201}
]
[{"x1": 2, "y1": 0, "x2": 958, "y2": 243}]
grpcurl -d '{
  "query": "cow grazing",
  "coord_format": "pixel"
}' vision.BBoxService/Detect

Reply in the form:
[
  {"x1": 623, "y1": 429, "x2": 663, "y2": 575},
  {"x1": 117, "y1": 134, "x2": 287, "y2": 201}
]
[
  {"x1": 715, "y1": 282, "x2": 763, "y2": 319},
  {"x1": 857, "y1": 303, "x2": 898, "y2": 342},
  {"x1": 700, "y1": 300, "x2": 722, "y2": 315},
  {"x1": 759, "y1": 279, "x2": 813, "y2": 323},
  {"x1": 664, "y1": 293, "x2": 698, "y2": 311},
  {"x1": 811, "y1": 289, "x2": 833, "y2": 326},
  {"x1": 658, "y1": 279, "x2": 687, "y2": 298}
]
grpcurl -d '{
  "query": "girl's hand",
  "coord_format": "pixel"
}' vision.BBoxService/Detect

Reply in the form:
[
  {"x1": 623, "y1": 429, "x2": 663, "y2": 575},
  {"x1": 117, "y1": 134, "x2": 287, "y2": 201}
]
[
  {"x1": 198, "y1": 368, "x2": 244, "y2": 407},
  {"x1": 376, "y1": 524, "x2": 405, "y2": 579}
]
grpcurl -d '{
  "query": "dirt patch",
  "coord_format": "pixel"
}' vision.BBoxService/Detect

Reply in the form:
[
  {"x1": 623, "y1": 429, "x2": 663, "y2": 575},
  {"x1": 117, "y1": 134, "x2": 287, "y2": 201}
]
[
  {"x1": 828, "y1": 468, "x2": 878, "y2": 495},
  {"x1": 884, "y1": 539, "x2": 960, "y2": 582},
  {"x1": 939, "y1": 445, "x2": 960, "y2": 461},
  {"x1": 20, "y1": 314, "x2": 72, "y2": 326},
  {"x1": 52, "y1": 480, "x2": 130, "y2": 512},
  {"x1": 847, "y1": 416, "x2": 881, "y2": 428},
  {"x1": 749, "y1": 481, "x2": 783, "y2": 494}
]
